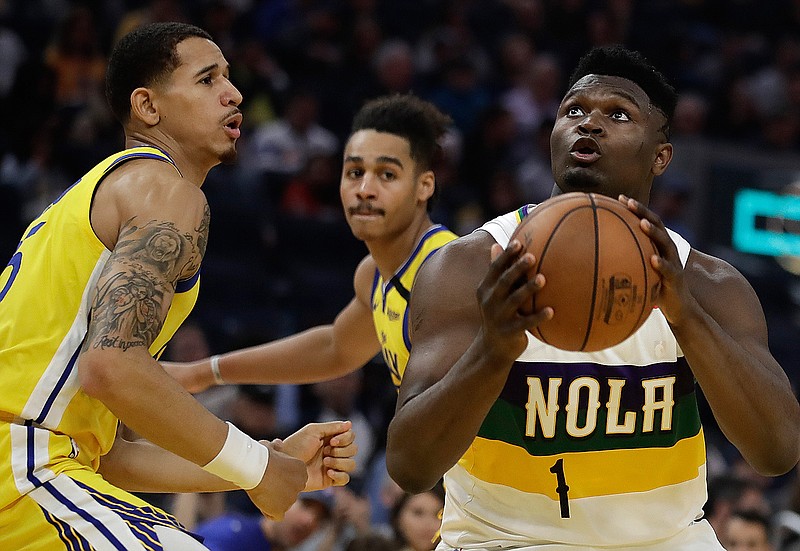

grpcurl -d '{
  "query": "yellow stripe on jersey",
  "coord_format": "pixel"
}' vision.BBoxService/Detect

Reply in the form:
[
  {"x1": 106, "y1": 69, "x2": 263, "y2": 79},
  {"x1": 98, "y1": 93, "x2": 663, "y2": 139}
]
[{"x1": 459, "y1": 428, "x2": 706, "y2": 499}]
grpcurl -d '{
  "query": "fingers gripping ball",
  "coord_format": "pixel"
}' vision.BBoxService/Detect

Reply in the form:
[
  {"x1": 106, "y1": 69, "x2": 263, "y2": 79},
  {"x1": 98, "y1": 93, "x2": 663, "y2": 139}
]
[{"x1": 511, "y1": 192, "x2": 661, "y2": 352}]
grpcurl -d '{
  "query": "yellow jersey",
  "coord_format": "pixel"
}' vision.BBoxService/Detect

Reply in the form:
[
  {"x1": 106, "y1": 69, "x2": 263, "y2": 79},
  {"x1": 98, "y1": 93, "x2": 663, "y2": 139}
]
[
  {"x1": 0, "y1": 147, "x2": 200, "y2": 509},
  {"x1": 371, "y1": 224, "x2": 457, "y2": 388}
]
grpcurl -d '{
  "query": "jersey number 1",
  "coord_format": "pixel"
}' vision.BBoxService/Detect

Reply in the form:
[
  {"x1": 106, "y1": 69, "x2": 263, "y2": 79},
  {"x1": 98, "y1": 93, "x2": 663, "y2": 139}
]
[{"x1": 550, "y1": 458, "x2": 570, "y2": 518}]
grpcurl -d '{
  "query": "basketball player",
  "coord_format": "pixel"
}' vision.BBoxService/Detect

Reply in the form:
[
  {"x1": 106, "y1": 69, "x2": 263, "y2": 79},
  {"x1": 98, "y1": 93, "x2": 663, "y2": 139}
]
[
  {"x1": 164, "y1": 94, "x2": 457, "y2": 392},
  {"x1": 0, "y1": 23, "x2": 357, "y2": 550},
  {"x1": 386, "y1": 46, "x2": 800, "y2": 550}
]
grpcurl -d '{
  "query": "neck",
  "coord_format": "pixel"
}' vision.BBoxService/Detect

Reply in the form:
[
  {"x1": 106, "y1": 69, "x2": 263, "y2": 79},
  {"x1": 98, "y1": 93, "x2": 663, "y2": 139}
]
[
  {"x1": 367, "y1": 214, "x2": 436, "y2": 281},
  {"x1": 124, "y1": 134, "x2": 213, "y2": 186}
]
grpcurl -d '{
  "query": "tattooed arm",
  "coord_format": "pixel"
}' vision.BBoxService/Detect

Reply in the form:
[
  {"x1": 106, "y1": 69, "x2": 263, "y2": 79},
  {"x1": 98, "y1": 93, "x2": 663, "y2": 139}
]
[
  {"x1": 82, "y1": 162, "x2": 310, "y2": 517},
  {"x1": 79, "y1": 161, "x2": 231, "y2": 471}
]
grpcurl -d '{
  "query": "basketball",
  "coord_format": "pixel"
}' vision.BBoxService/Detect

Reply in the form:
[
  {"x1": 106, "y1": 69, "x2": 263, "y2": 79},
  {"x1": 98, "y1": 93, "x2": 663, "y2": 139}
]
[{"x1": 510, "y1": 192, "x2": 661, "y2": 352}]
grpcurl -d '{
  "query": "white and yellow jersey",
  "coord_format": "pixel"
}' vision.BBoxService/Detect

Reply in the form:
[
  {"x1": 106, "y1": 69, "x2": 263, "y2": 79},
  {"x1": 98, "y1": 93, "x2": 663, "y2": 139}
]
[
  {"x1": 439, "y1": 205, "x2": 707, "y2": 549},
  {"x1": 371, "y1": 224, "x2": 457, "y2": 388},
  {"x1": 0, "y1": 147, "x2": 200, "y2": 509}
]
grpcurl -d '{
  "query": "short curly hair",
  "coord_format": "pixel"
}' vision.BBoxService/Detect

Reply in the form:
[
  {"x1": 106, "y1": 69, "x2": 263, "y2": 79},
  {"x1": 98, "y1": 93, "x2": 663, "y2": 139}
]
[{"x1": 350, "y1": 94, "x2": 452, "y2": 211}]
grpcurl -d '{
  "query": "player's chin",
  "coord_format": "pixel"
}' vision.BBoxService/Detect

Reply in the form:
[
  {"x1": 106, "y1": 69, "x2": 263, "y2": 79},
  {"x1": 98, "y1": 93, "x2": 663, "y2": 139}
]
[
  {"x1": 219, "y1": 146, "x2": 238, "y2": 165},
  {"x1": 560, "y1": 169, "x2": 603, "y2": 192}
]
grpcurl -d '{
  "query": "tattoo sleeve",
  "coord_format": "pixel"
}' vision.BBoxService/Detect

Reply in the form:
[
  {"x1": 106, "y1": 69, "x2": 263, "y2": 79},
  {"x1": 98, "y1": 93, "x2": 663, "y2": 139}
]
[{"x1": 86, "y1": 215, "x2": 208, "y2": 353}]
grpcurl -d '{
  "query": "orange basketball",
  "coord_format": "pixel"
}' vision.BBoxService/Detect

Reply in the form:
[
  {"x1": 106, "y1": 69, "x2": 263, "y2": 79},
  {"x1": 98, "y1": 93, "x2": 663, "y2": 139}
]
[{"x1": 511, "y1": 192, "x2": 661, "y2": 352}]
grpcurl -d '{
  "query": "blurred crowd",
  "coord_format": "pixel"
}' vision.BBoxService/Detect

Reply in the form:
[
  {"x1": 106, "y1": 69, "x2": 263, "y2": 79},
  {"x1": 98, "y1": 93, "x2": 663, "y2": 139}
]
[{"x1": 1, "y1": 0, "x2": 800, "y2": 549}]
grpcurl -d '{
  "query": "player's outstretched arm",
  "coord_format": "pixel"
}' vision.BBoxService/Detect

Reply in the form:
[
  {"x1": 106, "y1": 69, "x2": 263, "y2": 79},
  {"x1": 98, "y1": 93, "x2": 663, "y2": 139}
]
[
  {"x1": 386, "y1": 233, "x2": 551, "y2": 493},
  {"x1": 625, "y1": 195, "x2": 800, "y2": 475},
  {"x1": 99, "y1": 435, "x2": 238, "y2": 493},
  {"x1": 163, "y1": 257, "x2": 381, "y2": 392}
]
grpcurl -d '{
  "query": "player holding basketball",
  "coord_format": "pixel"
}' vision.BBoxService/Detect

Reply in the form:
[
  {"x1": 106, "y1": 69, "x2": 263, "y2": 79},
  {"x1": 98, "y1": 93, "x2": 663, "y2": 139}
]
[
  {"x1": 0, "y1": 22, "x2": 357, "y2": 550},
  {"x1": 386, "y1": 45, "x2": 800, "y2": 550},
  {"x1": 164, "y1": 94, "x2": 457, "y2": 392}
]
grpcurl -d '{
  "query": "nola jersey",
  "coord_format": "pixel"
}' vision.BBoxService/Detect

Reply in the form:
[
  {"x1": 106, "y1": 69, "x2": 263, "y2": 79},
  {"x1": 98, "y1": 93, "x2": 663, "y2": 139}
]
[
  {"x1": 371, "y1": 224, "x2": 457, "y2": 388},
  {"x1": 439, "y1": 205, "x2": 708, "y2": 549},
  {"x1": 0, "y1": 147, "x2": 200, "y2": 511}
]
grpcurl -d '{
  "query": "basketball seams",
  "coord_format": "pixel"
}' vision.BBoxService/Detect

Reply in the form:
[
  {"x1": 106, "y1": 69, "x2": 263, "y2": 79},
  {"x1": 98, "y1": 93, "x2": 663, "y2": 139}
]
[
  {"x1": 582, "y1": 195, "x2": 601, "y2": 352},
  {"x1": 598, "y1": 205, "x2": 651, "y2": 344},
  {"x1": 511, "y1": 192, "x2": 658, "y2": 352},
  {"x1": 531, "y1": 203, "x2": 593, "y2": 347}
]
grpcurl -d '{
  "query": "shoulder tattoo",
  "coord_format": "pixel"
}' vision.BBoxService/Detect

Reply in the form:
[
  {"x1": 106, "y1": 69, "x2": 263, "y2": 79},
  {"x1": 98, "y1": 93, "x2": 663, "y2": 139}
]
[{"x1": 86, "y1": 216, "x2": 207, "y2": 353}]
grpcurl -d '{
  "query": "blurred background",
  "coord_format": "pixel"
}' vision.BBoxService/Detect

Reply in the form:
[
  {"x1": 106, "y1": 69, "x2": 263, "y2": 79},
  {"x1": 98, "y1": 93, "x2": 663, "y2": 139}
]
[{"x1": 1, "y1": 1, "x2": 799, "y2": 549}]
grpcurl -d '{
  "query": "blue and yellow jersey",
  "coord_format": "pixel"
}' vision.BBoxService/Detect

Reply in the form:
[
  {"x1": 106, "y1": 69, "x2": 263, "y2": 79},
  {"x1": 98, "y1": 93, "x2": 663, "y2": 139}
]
[
  {"x1": 438, "y1": 207, "x2": 706, "y2": 549},
  {"x1": 371, "y1": 224, "x2": 457, "y2": 388},
  {"x1": 0, "y1": 147, "x2": 200, "y2": 509}
]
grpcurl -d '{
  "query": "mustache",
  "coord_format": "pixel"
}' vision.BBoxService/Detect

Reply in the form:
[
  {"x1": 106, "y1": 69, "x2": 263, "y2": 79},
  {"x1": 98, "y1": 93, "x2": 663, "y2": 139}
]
[
  {"x1": 220, "y1": 107, "x2": 241, "y2": 123},
  {"x1": 348, "y1": 202, "x2": 385, "y2": 216}
]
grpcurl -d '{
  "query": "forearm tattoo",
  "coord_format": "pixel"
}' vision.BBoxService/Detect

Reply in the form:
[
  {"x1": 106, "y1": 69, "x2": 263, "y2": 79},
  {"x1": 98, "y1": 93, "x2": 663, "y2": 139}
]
[{"x1": 87, "y1": 213, "x2": 208, "y2": 353}]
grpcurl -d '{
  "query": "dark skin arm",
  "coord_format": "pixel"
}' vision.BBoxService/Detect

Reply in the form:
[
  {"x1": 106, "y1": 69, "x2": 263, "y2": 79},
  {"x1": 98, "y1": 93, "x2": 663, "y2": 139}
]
[
  {"x1": 386, "y1": 232, "x2": 551, "y2": 492},
  {"x1": 388, "y1": 197, "x2": 800, "y2": 493},
  {"x1": 624, "y1": 195, "x2": 800, "y2": 475}
]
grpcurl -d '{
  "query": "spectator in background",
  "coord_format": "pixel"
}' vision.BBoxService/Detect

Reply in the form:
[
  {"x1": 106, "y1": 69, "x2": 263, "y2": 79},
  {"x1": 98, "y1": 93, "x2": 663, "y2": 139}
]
[
  {"x1": 279, "y1": 152, "x2": 343, "y2": 220},
  {"x1": 195, "y1": 490, "x2": 334, "y2": 551},
  {"x1": 705, "y1": 474, "x2": 773, "y2": 544},
  {"x1": 245, "y1": 88, "x2": 338, "y2": 202},
  {"x1": 722, "y1": 509, "x2": 775, "y2": 551},
  {"x1": 346, "y1": 38, "x2": 417, "y2": 113},
  {"x1": 165, "y1": 321, "x2": 235, "y2": 419},
  {"x1": 500, "y1": 52, "x2": 562, "y2": 154},
  {"x1": 391, "y1": 483, "x2": 445, "y2": 551},
  {"x1": 672, "y1": 91, "x2": 711, "y2": 138},
  {"x1": 43, "y1": 5, "x2": 106, "y2": 108}
]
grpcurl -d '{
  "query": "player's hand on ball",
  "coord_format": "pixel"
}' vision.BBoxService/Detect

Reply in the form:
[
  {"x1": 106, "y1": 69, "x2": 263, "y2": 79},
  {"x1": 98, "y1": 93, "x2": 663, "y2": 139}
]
[
  {"x1": 246, "y1": 442, "x2": 307, "y2": 520},
  {"x1": 477, "y1": 240, "x2": 551, "y2": 364},
  {"x1": 274, "y1": 421, "x2": 357, "y2": 491},
  {"x1": 620, "y1": 194, "x2": 688, "y2": 326}
]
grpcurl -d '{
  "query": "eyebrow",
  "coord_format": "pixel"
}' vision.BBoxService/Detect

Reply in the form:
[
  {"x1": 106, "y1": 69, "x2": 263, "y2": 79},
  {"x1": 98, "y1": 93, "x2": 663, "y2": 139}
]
[
  {"x1": 193, "y1": 63, "x2": 225, "y2": 78},
  {"x1": 564, "y1": 87, "x2": 644, "y2": 109},
  {"x1": 344, "y1": 155, "x2": 404, "y2": 169}
]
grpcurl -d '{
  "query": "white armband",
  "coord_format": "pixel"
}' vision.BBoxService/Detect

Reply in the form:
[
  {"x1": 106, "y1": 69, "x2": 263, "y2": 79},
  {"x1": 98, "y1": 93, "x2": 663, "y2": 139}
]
[
  {"x1": 210, "y1": 355, "x2": 225, "y2": 386},
  {"x1": 202, "y1": 422, "x2": 269, "y2": 490}
]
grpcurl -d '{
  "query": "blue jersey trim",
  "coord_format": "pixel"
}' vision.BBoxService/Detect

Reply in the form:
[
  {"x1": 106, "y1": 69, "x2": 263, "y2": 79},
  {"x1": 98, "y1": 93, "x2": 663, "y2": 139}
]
[{"x1": 175, "y1": 269, "x2": 200, "y2": 294}]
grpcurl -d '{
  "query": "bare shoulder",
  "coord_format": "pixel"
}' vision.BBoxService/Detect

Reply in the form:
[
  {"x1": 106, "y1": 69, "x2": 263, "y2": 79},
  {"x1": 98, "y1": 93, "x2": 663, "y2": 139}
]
[
  {"x1": 415, "y1": 230, "x2": 495, "y2": 297},
  {"x1": 353, "y1": 255, "x2": 377, "y2": 302},
  {"x1": 108, "y1": 159, "x2": 207, "y2": 221},
  {"x1": 93, "y1": 159, "x2": 210, "y2": 281},
  {"x1": 685, "y1": 248, "x2": 767, "y2": 337},
  {"x1": 685, "y1": 248, "x2": 755, "y2": 296},
  {"x1": 410, "y1": 230, "x2": 495, "y2": 332}
]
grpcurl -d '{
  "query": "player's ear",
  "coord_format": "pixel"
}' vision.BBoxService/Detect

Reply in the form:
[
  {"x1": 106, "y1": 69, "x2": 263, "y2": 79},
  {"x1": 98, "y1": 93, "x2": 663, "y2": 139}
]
[
  {"x1": 130, "y1": 87, "x2": 160, "y2": 127},
  {"x1": 417, "y1": 170, "x2": 435, "y2": 202},
  {"x1": 652, "y1": 143, "x2": 673, "y2": 176}
]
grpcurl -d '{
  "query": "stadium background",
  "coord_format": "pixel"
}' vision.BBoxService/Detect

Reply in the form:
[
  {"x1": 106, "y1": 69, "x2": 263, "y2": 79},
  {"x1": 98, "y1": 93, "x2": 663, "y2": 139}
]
[{"x1": 1, "y1": 0, "x2": 799, "y2": 547}]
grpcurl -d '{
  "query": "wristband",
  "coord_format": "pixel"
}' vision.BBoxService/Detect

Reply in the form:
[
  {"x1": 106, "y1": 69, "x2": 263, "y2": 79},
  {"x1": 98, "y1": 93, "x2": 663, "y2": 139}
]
[
  {"x1": 210, "y1": 355, "x2": 225, "y2": 386},
  {"x1": 203, "y1": 422, "x2": 269, "y2": 490}
]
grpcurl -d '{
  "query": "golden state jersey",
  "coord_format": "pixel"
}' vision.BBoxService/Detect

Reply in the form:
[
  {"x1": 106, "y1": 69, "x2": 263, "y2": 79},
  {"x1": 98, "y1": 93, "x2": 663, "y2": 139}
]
[
  {"x1": 439, "y1": 205, "x2": 708, "y2": 549},
  {"x1": 0, "y1": 147, "x2": 200, "y2": 510},
  {"x1": 371, "y1": 224, "x2": 457, "y2": 388}
]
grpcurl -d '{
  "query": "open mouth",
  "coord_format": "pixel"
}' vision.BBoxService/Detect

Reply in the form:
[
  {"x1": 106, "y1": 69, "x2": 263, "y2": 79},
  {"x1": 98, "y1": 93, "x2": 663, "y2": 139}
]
[
  {"x1": 223, "y1": 113, "x2": 242, "y2": 139},
  {"x1": 570, "y1": 138, "x2": 601, "y2": 163}
]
